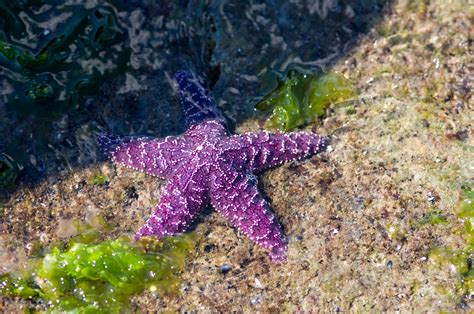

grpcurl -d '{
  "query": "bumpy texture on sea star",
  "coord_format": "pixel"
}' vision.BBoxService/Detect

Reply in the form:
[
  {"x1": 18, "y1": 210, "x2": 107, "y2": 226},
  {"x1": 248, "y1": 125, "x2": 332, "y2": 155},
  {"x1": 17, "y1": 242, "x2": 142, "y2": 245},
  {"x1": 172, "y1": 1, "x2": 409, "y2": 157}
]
[{"x1": 99, "y1": 70, "x2": 327, "y2": 262}]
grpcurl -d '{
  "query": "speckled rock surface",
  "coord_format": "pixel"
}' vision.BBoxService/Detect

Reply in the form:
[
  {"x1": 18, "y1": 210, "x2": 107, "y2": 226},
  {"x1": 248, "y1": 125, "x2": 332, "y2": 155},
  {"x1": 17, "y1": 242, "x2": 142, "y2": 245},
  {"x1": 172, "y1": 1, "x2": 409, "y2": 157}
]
[{"x1": 1, "y1": 0, "x2": 472, "y2": 312}]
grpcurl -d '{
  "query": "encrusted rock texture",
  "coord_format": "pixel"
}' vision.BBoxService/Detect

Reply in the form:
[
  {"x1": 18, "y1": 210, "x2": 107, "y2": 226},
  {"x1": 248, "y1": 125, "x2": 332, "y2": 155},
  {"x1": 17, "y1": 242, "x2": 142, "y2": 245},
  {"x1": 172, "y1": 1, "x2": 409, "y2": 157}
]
[{"x1": 1, "y1": 0, "x2": 472, "y2": 312}]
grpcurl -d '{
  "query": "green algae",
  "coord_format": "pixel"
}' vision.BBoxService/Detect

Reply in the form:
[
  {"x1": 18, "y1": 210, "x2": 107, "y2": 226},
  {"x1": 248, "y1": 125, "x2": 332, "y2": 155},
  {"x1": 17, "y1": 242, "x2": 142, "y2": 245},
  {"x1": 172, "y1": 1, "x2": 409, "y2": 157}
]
[
  {"x1": 0, "y1": 235, "x2": 196, "y2": 312},
  {"x1": 406, "y1": 0, "x2": 429, "y2": 16},
  {"x1": 256, "y1": 73, "x2": 304, "y2": 131},
  {"x1": 429, "y1": 246, "x2": 473, "y2": 299},
  {"x1": 91, "y1": 173, "x2": 108, "y2": 186},
  {"x1": 428, "y1": 184, "x2": 474, "y2": 299},
  {"x1": 256, "y1": 70, "x2": 356, "y2": 131},
  {"x1": 0, "y1": 1, "x2": 130, "y2": 116},
  {"x1": 0, "y1": 274, "x2": 39, "y2": 299},
  {"x1": 385, "y1": 223, "x2": 403, "y2": 241},
  {"x1": 305, "y1": 73, "x2": 355, "y2": 118},
  {"x1": 419, "y1": 209, "x2": 449, "y2": 226},
  {"x1": 0, "y1": 153, "x2": 22, "y2": 189},
  {"x1": 60, "y1": 215, "x2": 110, "y2": 245},
  {"x1": 69, "y1": 220, "x2": 103, "y2": 245},
  {"x1": 456, "y1": 185, "x2": 474, "y2": 245}
]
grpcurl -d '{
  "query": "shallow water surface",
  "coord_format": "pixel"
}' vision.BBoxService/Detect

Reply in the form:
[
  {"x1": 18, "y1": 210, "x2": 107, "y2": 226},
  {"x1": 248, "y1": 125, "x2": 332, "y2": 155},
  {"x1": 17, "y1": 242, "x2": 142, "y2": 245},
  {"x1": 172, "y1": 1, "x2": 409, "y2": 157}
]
[{"x1": 0, "y1": 0, "x2": 388, "y2": 188}]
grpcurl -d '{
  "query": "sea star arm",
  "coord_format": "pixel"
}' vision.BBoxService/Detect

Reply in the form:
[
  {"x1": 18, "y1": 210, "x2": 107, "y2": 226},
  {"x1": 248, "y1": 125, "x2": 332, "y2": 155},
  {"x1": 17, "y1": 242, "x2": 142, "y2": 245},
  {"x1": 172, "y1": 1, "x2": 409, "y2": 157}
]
[
  {"x1": 134, "y1": 164, "x2": 209, "y2": 238},
  {"x1": 225, "y1": 131, "x2": 327, "y2": 173},
  {"x1": 210, "y1": 165, "x2": 288, "y2": 262},
  {"x1": 175, "y1": 70, "x2": 226, "y2": 128},
  {"x1": 98, "y1": 134, "x2": 192, "y2": 179}
]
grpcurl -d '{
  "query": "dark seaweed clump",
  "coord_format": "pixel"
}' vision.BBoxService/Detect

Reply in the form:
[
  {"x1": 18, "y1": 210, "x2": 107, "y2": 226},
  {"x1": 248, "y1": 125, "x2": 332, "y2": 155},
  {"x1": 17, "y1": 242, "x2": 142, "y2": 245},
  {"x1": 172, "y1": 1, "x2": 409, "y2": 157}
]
[
  {"x1": 0, "y1": 0, "x2": 130, "y2": 116},
  {"x1": 0, "y1": 153, "x2": 22, "y2": 189}
]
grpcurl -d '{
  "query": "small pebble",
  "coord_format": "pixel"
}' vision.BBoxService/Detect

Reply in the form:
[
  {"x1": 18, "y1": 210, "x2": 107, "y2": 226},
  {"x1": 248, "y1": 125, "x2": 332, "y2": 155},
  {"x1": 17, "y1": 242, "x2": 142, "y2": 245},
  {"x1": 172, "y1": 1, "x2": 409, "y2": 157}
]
[{"x1": 220, "y1": 263, "x2": 231, "y2": 275}]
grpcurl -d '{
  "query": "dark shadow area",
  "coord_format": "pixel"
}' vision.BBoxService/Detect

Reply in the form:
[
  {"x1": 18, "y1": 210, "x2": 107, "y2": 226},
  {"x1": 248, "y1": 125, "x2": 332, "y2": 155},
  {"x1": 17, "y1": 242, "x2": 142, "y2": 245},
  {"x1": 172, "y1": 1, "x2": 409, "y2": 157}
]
[{"x1": 0, "y1": 0, "x2": 393, "y2": 199}]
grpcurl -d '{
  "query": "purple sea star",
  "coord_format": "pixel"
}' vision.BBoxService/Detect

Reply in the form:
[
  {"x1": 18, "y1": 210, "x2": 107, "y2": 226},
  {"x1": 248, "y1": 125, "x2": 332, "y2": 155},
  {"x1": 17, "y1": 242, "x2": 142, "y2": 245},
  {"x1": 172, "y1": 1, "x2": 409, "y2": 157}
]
[{"x1": 99, "y1": 70, "x2": 327, "y2": 262}]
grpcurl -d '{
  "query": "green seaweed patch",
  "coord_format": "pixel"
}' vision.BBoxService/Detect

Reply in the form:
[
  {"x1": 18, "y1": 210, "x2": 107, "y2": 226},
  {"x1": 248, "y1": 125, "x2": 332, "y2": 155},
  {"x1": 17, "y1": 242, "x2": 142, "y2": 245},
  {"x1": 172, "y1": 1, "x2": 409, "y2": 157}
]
[
  {"x1": 385, "y1": 223, "x2": 402, "y2": 241},
  {"x1": 0, "y1": 274, "x2": 39, "y2": 299},
  {"x1": 0, "y1": 235, "x2": 196, "y2": 312},
  {"x1": 70, "y1": 218, "x2": 104, "y2": 244},
  {"x1": 406, "y1": 0, "x2": 429, "y2": 16},
  {"x1": 90, "y1": 173, "x2": 108, "y2": 186},
  {"x1": 256, "y1": 70, "x2": 356, "y2": 131},
  {"x1": 419, "y1": 209, "x2": 449, "y2": 226},
  {"x1": 428, "y1": 184, "x2": 474, "y2": 299},
  {"x1": 59, "y1": 214, "x2": 112, "y2": 245},
  {"x1": 0, "y1": 153, "x2": 22, "y2": 189},
  {"x1": 429, "y1": 247, "x2": 473, "y2": 298},
  {"x1": 457, "y1": 185, "x2": 474, "y2": 245}
]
